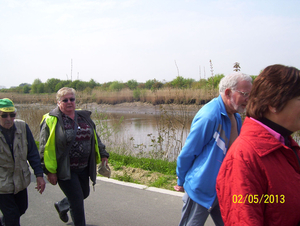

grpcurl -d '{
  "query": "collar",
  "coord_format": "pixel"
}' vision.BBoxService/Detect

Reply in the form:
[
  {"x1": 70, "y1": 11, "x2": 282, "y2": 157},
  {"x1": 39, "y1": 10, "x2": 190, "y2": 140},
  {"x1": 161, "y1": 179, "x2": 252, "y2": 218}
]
[
  {"x1": 218, "y1": 95, "x2": 239, "y2": 119},
  {"x1": 257, "y1": 117, "x2": 292, "y2": 147},
  {"x1": 0, "y1": 124, "x2": 16, "y2": 133},
  {"x1": 258, "y1": 117, "x2": 292, "y2": 137}
]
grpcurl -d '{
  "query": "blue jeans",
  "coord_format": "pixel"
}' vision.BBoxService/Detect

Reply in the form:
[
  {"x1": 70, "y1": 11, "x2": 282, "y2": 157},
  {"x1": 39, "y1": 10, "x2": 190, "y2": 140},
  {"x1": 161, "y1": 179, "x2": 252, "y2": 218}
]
[
  {"x1": 0, "y1": 188, "x2": 28, "y2": 226},
  {"x1": 57, "y1": 168, "x2": 90, "y2": 226},
  {"x1": 178, "y1": 193, "x2": 224, "y2": 226}
]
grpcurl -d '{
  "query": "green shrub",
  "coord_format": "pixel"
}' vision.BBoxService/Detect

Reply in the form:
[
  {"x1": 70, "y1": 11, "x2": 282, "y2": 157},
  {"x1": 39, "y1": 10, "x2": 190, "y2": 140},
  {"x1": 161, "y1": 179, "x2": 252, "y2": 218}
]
[{"x1": 133, "y1": 89, "x2": 141, "y2": 100}]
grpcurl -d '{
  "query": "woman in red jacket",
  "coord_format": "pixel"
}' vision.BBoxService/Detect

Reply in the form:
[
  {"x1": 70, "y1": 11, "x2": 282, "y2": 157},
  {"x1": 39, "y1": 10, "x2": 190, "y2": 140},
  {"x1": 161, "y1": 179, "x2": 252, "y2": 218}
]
[{"x1": 216, "y1": 64, "x2": 300, "y2": 226}]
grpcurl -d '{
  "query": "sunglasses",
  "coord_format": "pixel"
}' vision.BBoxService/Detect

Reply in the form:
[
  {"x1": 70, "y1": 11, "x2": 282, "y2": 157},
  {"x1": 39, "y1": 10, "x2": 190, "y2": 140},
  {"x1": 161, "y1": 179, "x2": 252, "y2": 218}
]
[
  {"x1": 0, "y1": 113, "x2": 16, "y2": 118},
  {"x1": 61, "y1": 98, "x2": 76, "y2": 103}
]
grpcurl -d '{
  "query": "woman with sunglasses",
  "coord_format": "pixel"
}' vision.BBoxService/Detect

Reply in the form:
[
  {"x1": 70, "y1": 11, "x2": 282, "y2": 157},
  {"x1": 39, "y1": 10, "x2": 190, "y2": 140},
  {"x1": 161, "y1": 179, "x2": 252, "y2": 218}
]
[
  {"x1": 0, "y1": 98, "x2": 45, "y2": 226},
  {"x1": 39, "y1": 87, "x2": 109, "y2": 226}
]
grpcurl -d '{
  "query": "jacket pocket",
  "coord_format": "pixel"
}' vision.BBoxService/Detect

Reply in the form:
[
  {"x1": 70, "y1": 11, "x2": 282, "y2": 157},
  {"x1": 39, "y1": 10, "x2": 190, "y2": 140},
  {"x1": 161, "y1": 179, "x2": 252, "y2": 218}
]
[
  {"x1": 14, "y1": 164, "x2": 31, "y2": 194},
  {"x1": 16, "y1": 142, "x2": 28, "y2": 161},
  {"x1": 0, "y1": 168, "x2": 14, "y2": 193}
]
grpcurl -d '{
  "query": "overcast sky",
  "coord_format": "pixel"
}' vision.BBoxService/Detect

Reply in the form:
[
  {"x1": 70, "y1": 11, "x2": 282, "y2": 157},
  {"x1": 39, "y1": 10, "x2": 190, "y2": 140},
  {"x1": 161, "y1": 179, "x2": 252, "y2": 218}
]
[{"x1": 1, "y1": 0, "x2": 299, "y2": 88}]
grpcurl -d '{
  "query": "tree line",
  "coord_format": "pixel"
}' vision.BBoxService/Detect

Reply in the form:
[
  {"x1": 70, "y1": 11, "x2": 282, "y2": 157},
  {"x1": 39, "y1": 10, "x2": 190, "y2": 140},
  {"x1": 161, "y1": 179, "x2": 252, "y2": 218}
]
[{"x1": 1, "y1": 74, "x2": 258, "y2": 94}]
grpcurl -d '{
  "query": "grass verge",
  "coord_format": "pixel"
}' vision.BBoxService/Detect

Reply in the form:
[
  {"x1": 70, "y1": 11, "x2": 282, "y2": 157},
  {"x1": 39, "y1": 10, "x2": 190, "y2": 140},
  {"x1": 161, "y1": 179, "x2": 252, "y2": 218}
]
[{"x1": 99, "y1": 152, "x2": 178, "y2": 191}]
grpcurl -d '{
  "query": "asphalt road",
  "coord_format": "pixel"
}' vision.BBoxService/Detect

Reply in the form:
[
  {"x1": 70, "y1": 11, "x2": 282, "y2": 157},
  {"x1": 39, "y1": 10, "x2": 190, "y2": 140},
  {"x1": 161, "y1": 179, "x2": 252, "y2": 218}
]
[{"x1": 15, "y1": 174, "x2": 214, "y2": 226}]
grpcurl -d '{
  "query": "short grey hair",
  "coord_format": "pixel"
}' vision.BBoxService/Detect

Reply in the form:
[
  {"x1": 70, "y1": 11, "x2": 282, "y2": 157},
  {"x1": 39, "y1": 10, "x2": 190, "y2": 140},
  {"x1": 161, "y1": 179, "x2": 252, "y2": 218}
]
[
  {"x1": 56, "y1": 87, "x2": 76, "y2": 102},
  {"x1": 219, "y1": 72, "x2": 252, "y2": 94}
]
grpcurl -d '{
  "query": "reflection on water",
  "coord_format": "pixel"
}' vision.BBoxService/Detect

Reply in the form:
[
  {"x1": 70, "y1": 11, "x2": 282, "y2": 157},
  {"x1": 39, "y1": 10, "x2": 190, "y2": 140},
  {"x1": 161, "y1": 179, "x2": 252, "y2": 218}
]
[
  {"x1": 93, "y1": 112, "x2": 193, "y2": 160},
  {"x1": 104, "y1": 113, "x2": 163, "y2": 144}
]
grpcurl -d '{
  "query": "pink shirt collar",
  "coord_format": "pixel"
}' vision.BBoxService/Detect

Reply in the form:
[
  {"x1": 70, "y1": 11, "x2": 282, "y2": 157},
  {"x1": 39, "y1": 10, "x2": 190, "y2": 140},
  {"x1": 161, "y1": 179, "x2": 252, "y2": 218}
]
[{"x1": 250, "y1": 117, "x2": 285, "y2": 145}]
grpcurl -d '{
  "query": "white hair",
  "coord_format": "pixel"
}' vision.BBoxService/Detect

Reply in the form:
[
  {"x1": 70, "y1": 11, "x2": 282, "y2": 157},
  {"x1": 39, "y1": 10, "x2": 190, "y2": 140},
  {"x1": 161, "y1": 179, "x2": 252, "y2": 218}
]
[{"x1": 219, "y1": 72, "x2": 252, "y2": 94}]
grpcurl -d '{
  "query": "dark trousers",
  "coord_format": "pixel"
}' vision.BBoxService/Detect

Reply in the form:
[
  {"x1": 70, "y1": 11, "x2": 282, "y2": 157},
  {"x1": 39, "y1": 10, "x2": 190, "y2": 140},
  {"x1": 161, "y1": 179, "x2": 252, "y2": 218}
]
[
  {"x1": 178, "y1": 193, "x2": 223, "y2": 226},
  {"x1": 57, "y1": 168, "x2": 90, "y2": 226},
  {"x1": 0, "y1": 188, "x2": 28, "y2": 226}
]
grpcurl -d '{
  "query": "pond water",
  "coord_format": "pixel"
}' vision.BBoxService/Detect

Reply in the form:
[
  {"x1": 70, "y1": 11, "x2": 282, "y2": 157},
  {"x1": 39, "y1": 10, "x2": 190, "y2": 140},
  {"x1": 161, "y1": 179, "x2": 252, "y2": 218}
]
[
  {"x1": 91, "y1": 110, "x2": 195, "y2": 161},
  {"x1": 15, "y1": 104, "x2": 197, "y2": 161},
  {"x1": 14, "y1": 103, "x2": 300, "y2": 160}
]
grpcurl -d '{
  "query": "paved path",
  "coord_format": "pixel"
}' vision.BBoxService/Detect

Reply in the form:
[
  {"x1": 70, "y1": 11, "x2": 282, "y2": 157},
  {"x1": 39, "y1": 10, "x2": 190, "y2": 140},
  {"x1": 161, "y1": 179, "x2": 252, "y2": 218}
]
[{"x1": 16, "y1": 174, "x2": 215, "y2": 226}]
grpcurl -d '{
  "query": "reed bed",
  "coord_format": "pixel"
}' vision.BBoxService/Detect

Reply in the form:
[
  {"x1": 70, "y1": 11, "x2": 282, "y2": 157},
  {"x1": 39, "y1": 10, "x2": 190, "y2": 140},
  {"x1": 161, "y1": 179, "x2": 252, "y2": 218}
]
[{"x1": 0, "y1": 87, "x2": 218, "y2": 105}]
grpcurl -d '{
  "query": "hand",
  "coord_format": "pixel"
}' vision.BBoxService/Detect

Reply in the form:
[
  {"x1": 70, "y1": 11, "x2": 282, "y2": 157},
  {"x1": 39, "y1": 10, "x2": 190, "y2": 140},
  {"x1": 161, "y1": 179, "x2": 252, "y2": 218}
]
[
  {"x1": 101, "y1": 157, "x2": 108, "y2": 166},
  {"x1": 35, "y1": 177, "x2": 46, "y2": 194},
  {"x1": 174, "y1": 185, "x2": 184, "y2": 192},
  {"x1": 47, "y1": 173, "x2": 58, "y2": 185}
]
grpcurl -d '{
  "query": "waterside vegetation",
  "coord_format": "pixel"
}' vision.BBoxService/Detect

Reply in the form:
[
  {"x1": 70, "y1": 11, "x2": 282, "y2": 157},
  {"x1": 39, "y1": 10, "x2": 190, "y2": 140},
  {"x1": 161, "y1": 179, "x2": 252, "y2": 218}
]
[{"x1": 3, "y1": 69, "x2": 300, "y2": 191}]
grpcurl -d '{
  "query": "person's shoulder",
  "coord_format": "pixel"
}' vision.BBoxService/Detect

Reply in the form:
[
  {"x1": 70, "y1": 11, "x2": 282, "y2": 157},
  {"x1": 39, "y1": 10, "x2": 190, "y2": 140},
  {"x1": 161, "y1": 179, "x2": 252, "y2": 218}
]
[
  {"x1": 14, "y1": 119, "x2": 25, "y2": 123},
  {"x1": 47, "y1": 107, "x2": 60, "y2": 117},
  {"x1": 196, "y1": 97, "x2": 222, "y2": 119},
  {"x1": 14, "y1": 119, "x2": 28, "y2": 132},
  {"x1": 14, "y1": 119, "x2": 26, "y2": 126},
  {"x1": 226, "y1": 135, "x2": 255, "y2": 160}
]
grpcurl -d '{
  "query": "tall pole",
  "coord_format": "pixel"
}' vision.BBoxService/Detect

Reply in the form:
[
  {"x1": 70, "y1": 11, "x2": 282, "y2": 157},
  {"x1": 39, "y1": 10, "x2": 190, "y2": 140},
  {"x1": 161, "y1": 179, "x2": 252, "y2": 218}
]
[{"x1": 71, "y1": 59, "x2": 73, "y2": 81}]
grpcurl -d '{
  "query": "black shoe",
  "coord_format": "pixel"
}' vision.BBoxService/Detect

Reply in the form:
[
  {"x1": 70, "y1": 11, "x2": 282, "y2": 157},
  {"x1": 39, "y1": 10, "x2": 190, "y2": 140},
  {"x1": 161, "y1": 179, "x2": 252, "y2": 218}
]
[{"x1": 54, "y1": 202, "x2": 69, "y2": 223}]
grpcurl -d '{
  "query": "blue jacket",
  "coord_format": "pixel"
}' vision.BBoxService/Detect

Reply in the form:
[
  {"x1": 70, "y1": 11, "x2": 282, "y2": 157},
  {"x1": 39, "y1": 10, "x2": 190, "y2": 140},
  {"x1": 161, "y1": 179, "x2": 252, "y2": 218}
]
[{"x1": 176, "y1": 95, "x2": 242, "y2": 210}]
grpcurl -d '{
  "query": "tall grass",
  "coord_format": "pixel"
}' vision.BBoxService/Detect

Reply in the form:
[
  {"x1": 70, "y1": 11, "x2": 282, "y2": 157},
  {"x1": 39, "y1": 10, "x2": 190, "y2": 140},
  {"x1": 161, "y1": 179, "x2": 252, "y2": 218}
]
[
  {"x1": 15, "y1": 104, "x2": 54, "y2": 139},
  {"x1": 0, "y1": 87, "x2": 217, "y2": 105}
]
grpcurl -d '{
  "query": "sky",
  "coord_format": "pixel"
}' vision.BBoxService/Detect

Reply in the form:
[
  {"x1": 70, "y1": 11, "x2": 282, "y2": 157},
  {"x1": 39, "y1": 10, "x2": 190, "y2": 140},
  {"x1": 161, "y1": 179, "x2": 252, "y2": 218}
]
[{"x1": 1, "y1": 0, "x2": 300, "y2": 88}]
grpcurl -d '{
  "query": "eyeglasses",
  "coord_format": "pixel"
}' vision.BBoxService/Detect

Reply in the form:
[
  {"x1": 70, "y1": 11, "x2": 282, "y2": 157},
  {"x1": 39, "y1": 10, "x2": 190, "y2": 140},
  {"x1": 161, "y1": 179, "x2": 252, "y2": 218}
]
[
  {"x1": 0, "y1": 113, "x2": 16, "y2": 118},
  {"x1": 61, "y1": 98, "x2": 75, "y2": 103},
  {"x1": 234, "y1": 90, "x2": 250, "y2": 98}
]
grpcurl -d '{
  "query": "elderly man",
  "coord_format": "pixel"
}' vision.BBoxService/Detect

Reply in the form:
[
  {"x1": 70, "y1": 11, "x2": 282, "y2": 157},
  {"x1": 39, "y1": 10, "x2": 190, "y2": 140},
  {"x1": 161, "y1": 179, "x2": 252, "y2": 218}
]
[
  {"x1": 0, "y1": 98, "x2": 45, "y2": 226},
  {"x1": 174, "y1": 72, "x2": 252, "y2": 226}
]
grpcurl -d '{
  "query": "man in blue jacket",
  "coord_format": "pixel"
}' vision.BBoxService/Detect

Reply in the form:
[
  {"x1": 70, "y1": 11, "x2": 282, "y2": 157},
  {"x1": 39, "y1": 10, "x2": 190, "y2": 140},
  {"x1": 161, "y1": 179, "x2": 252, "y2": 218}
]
[{"x1": 175, "y1": 72, "x2": 252, "y2": 226}]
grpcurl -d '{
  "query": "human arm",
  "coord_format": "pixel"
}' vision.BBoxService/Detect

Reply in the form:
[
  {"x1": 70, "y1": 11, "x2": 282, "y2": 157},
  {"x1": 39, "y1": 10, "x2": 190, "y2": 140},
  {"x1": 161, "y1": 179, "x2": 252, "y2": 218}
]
[
  {"x1": 97, "y1": 133, "x2": 109, "y2": 159},
  {"x1": 94, "y1": 131, "x2": 109, "y2": 165},
  {"x1": 174, "y1": 185, "x2": 184, "y2": 192},
  {"x1": 176, "y1": 115, "x2": 217, "y2": 186},
  {"x1": 26, "y1": 124, "x2": 44, "y2": 177},
  {"x1": 47, "y1": 173, "x2": 58, "y2": 185},
  {"x1": 26, "y1": 124, "x2": 46, "y2": 193},
  {"x1": 35, "y1": 176, "x2": 46, "y2": 194},
  {"x1": 216, "y1": 146, "x2": 266, "y2": 225},
  {"x1": 101, "y1": 157, "x2": 108, "y2": 166}
]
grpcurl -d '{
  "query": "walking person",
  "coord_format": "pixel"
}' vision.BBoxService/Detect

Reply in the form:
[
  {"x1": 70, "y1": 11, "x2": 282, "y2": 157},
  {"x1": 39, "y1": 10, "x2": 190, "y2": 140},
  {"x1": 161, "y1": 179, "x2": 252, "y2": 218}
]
[
  {"x1": 174, "y1": 72, "x2": 252, "y2": 226},
  {"x1": 216, "y1": 64, "x2": 300, "y2": 225},
  {"x1": 39, "y1": 87, "x2": 109, "y2": 226},
  {"x1": 0, "y1": 98, "x2": 46, "y2": 226}
]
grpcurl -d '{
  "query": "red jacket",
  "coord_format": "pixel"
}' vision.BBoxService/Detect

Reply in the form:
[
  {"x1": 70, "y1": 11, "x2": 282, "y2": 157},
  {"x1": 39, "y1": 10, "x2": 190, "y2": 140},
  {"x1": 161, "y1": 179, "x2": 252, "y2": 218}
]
[{"x1": 216, "y1": 117, "x2": 300, "y2": 226}]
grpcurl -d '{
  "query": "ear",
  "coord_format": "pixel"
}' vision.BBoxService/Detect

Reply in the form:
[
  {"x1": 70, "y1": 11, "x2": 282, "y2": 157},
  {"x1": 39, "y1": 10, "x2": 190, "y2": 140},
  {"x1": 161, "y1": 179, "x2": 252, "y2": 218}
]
[
  {"x1": 267, "y1": 105, "x2": 277, "y2": 113},
  {"x1": 224, "y1": 88, "x2": 232, "y2": 97}
]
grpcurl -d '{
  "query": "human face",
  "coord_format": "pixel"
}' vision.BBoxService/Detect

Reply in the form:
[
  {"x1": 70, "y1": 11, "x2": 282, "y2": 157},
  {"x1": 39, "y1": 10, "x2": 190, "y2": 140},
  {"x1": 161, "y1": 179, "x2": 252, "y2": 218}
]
[
  {"x1": 272, "y1": 96, "x2": 300, "y2": 132},
  {"x1": 0, "y1": 111, "x2": 16, "y2": 129},
  {"x1": 58, "y1": 93, "x2": 76, "y2": 116},
  {"x1": 229, "y1": 80, "x2": 252, "y2": 114}
]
